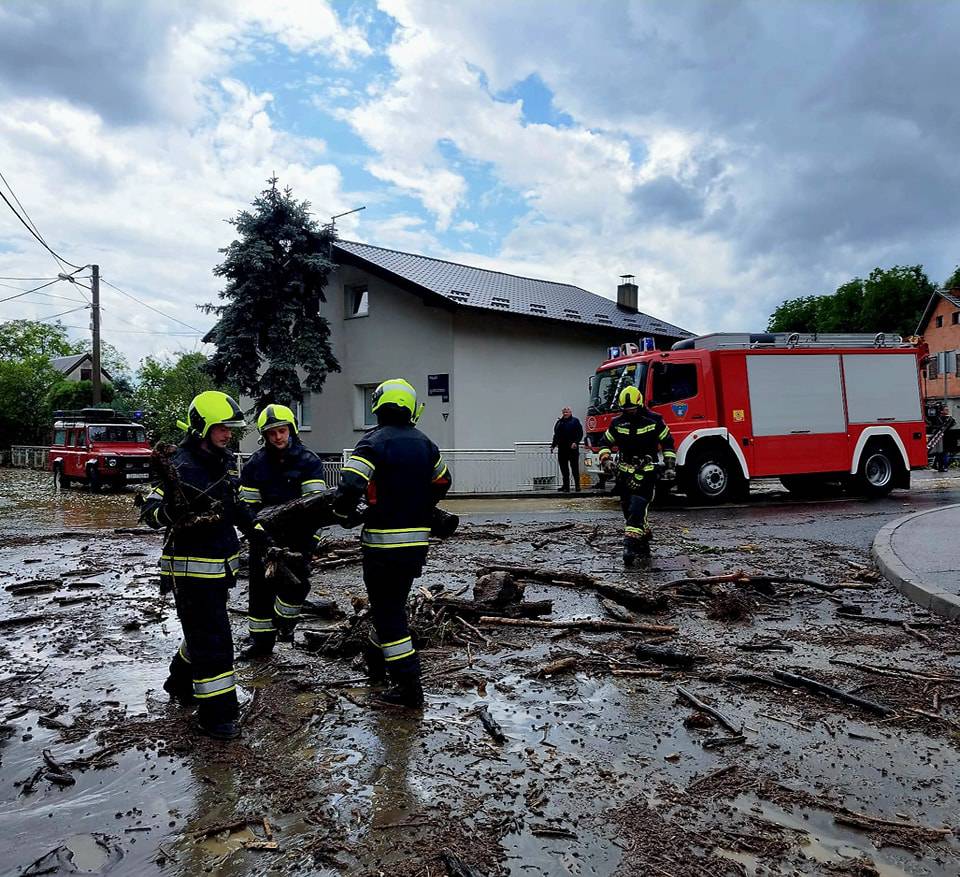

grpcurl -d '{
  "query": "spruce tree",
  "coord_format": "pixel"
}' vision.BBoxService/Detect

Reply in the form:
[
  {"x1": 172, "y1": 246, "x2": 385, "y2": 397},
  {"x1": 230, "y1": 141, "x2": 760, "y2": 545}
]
[{"x1": 203, "y1": 177, "x2": 340, "y2": 410}]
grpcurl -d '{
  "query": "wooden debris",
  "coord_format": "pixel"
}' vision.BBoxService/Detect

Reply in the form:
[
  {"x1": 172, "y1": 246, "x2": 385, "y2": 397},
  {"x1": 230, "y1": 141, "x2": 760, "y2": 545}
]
[
  {"x1": 677, "y1": 686, "x2": 742, "y2": 734},
  {"x1": 474, "y1": 570, "x2": 525, "y2": 605},
  {"x1": 600, "y1": 599, "x2": 634, "y2": 623},
  {"x1": 435, "y1": 595, "x2": 553, "y2": 619},
  {"x1": 635, "y1": 644, "x2": 705, "y2": 669},
  {"x1": 440, "y1": 851, "x2": 486, "y2": 877},
  {"x1": 0, "y1": 614, "x2": 49, "y2": 630},
  {"x1": 772, "y1": 670, "x2": 893, "y2": 716},
  {"x1": 702, "y1": 735, "x2": 747, "y2": 749},
  {"x1": 475, "y1": 703, "x2": 506, "y2": 744},
  {"x1": 535, "y1": 656, "x2": 578, "y2": 678},
  {"x1": 476, "y1": 616, "x2": 677, "y2": 634},
  {"x1": 737, "y1": 639, "x2": 793, "y2": 653},
  {"x1": 829, "y1": 658, "x2": 959, "y2": 684}
]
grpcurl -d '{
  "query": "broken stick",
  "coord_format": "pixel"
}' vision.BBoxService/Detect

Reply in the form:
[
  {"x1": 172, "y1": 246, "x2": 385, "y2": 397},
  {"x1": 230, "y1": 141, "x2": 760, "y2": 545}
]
[
  {"x1": 772, "y1": 670, "x2": 892, "y2": 716},
  {"x1": 476, "y1": 617, "x2": 677, "y2": 634},
  {"x1": 677, "y1": 686, "x2": 742, "y2": 734},
  {"x1": 474, "y1": 703, "x2": 506, "y2": 744}
]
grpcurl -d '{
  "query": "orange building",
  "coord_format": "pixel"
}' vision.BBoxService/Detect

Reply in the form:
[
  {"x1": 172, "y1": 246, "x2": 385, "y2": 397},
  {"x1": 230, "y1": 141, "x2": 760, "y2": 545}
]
[{"x1": 917, "y1": 289, "x2": 960, "y2": 451}]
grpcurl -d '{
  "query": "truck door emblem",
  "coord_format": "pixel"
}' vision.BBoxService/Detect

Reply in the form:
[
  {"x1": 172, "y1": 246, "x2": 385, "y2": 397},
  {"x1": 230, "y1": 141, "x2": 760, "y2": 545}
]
[{"x1": 672, "y1": 403, "x2": 688, "y2": 417}]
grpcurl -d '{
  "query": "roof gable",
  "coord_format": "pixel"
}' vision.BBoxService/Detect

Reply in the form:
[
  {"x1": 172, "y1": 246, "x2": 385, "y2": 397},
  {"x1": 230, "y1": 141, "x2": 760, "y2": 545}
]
[
  {"x1": 917, "y1": 288, "x2": 960, "y2": 335},
  {"x1": 333, "y1": 240, "x2": 691, "y2": 339}
]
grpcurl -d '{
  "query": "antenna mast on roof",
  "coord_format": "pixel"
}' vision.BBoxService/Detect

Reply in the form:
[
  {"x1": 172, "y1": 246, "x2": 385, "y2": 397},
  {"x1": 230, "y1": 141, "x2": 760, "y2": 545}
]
[{"x1": 327, "y1": 206, "x2": 366, "y2": 235}]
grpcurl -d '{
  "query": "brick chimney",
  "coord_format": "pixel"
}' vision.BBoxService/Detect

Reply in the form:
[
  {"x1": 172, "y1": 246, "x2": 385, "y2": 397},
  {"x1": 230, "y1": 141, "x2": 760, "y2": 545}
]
[{"x1": 617, "y1": 274, "x2": 638, "y2": 312}]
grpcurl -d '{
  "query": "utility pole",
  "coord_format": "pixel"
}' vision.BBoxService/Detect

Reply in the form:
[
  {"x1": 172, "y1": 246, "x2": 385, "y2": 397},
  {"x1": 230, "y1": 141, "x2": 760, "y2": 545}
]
[{"x1": 91, "y1": 264, "x2": 102, "y2": 406}]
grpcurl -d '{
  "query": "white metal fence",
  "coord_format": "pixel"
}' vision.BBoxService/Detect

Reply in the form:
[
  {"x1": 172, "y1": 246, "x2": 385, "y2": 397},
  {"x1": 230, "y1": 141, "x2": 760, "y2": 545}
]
[
  {"x1": 339, "y1": 442, "x2": 560, "y2": 495},
  {"x1": 9, "y1": 446, "x2": 49, "y2": 469}
]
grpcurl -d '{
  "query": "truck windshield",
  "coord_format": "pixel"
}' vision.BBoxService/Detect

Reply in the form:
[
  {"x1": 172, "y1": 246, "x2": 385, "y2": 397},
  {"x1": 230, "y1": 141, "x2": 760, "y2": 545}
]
[
  {"x1": 589, "y1": 363, "x2": 646, "y2": 414},
  {"x1": 88, "y1": 425, "x2": 146, "y2": 443}
]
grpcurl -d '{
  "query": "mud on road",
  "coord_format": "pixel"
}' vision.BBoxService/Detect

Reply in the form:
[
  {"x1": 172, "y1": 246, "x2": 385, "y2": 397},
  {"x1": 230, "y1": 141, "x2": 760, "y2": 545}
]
[{"x1": 0, "y1": 470, "x2": 958, "y2": 876}]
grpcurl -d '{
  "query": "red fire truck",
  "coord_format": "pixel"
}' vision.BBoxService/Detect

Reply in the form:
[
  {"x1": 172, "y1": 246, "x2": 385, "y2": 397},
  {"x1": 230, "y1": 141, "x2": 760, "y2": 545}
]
[
  {"x1": 49, "y1": 408, "x2": 152, "y2": 490},
  {"x1": 583, "y1": 332, "x2": 928, "y2": 503}
]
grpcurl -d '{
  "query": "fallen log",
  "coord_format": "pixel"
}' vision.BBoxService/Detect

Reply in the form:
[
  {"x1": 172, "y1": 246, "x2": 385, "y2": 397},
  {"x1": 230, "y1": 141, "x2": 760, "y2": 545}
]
[
  {"x1": 635, "y1": 644, "x2": 705, "y2": 669},
  {"x1": 476, "y1": 616, "x2": 677, "y2": 634},
  {"x1": 830, "y1": 658, "x2": 960, "y2": 684},
  {"x1": 772, "y1": 669, "x2": 892, "y2": 716},
  {"x1": 677, "y1": 686, "x2": 742, "y2": 734},
  {"x1": 475, "y1": 704, "x2": 506, "y2": 744},
  {"x1": 435, "y1": 596, "x2": 553, "y2": 619}
]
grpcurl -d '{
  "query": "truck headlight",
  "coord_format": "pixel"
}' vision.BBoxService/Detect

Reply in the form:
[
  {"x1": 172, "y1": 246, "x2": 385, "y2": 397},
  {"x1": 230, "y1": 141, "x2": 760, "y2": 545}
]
[{"x1": 108, "y1": 458, "x2": 118, "y2": 468}]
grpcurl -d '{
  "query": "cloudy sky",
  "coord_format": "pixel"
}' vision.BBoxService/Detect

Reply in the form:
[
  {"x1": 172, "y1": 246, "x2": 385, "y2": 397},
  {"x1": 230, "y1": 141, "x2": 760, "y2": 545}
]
[{"x1": 1, "y1": 0, "x2": 958, "y2": 370}]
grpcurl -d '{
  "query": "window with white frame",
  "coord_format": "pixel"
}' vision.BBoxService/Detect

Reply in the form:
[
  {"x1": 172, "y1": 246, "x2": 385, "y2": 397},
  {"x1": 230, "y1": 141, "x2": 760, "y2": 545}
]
[
  {"x1": 345, "y1": 285, "x2": 369, "y2": 318},
  {"x1": 358, "y1": 384, "x2": 380, "y2": 429}
]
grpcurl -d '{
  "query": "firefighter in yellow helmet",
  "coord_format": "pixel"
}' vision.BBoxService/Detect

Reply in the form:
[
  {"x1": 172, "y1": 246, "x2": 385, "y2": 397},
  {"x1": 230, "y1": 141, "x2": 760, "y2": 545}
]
[
  {"x1": 236, "y1": 403, "x2": 327, "y2": 658},
  {"x1": 333, "y1": 379, "x2": 451, "y2": 707},
  {"x1": 140, "y1": 391, "x2": 255, "y2": 740},
  {"x1": 597, "y1": 385, "x2": 676, "y2": 567}
]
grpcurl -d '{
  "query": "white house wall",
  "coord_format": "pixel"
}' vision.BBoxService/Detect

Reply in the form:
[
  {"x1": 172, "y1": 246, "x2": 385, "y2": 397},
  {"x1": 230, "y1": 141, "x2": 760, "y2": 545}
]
[{"x1": 451, "y1": 310, "x2": 627, "y2": 447}]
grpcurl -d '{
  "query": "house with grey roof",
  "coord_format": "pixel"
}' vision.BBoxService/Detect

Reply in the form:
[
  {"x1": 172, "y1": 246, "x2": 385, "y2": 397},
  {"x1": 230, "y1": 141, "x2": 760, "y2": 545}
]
[
  {"x1": 50, "y1": 353, "x2": 113, "y2": 384},
  {"x1": 264, "y1": 240, "x2": 691, "y2": 454}
]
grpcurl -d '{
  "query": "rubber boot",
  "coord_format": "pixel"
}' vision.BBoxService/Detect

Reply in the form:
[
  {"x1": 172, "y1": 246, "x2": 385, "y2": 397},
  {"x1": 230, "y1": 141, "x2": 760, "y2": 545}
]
[
  {"x1": 375, "y1": 674, "x2": 424, "y2": 708},
  {"x1": 237, "y1": 641, "x2": 273, "y2": 661},
  {"x1": 363, "y1": 641, "x2": 388, "y2": 685},
  {"x1": 275, "y1": 619, "x2": 296, "y2": 643},
  {"x1": 192, "y1": 714, "x2": 240, "y2": 740},
  {"x1": 162, "y1": 676, "x2": 194, "y2": 706}
]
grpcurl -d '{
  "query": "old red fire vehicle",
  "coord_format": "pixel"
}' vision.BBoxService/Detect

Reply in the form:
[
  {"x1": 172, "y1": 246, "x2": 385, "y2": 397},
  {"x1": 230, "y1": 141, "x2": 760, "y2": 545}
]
[
  {"x1": 583, "y1": 333, "x2": 928, "y2": 503},
  {"x1": 49, "y1": 408, "x2": 152, "y2": 490}
]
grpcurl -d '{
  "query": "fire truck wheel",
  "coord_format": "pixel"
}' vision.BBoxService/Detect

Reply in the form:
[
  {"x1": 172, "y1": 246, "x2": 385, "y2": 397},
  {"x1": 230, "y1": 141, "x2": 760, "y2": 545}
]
[
  {"x1": 681, "y1": 445, "x2": 743, "y2": 504},
  {"x1": 855, "y1": 443, "x2": 897, "y2": 497},
  {"x1": 54, "y1": 465, "x2": 70, "y2": 489},
  {"x1": 86, "y1": 465, "x2": 101, "y2": 493}
]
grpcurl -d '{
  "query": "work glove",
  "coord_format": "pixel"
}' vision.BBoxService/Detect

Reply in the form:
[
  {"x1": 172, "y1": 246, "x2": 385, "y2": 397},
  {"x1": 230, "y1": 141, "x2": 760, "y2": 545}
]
[
  {"x1": 602, "y1": 457, "x2": 617, "y2": 475},
  {"x1": 662, "y1": 458, "x2": 677, "y2": 481}
]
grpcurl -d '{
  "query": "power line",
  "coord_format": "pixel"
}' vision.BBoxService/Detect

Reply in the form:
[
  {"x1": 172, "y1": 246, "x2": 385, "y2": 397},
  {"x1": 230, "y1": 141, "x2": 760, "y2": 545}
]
[
  {"x1": 100, "y1": 277, "x2": 204, "y2": 333},
  {"x1": 0, "y1": 168, "x2": 67, "y2": 275},
  {"x1": 0, "y1": 277, "x2": 62, "y2": 305},
  {"x1": 0, "y1": 275, "x2": 58, "y2": 281},
  {"x1": 31, "y1": 305, "x2": 89, "y2": 323},
  {"x1": 0, "y1": 168, "x2": 83, "y2": 270},
  {"x1": 0, "y1": 282, "x2": 87, "y2": 303}
]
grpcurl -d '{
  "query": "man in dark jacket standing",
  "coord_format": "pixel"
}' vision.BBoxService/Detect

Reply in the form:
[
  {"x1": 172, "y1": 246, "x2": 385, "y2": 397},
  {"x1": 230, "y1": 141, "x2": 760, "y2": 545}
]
[
  {"x1": 551, "y1": 406, "x2": 584, "y2": 492},
  {"x1": 237, "y1": 404, "x2": 327, "y2": 659},
  {"x1": 333, "y1": 378, "x2": 451, "y2": 708},
  {"x1": 140, "y1": 391, "x2": 254, "y2": 740}
]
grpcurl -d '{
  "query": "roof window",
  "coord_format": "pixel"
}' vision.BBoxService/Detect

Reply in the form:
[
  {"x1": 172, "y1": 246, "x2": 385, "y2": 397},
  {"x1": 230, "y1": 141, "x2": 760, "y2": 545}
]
[
  {"x1": 448, "y1": 289, "x2": 470, "y2": 302},
  {"x1": 563, "y1": 309, "x2": 581, "y2": 320},
  {"x1": 594, "y1": 313, "x2": 612, "y2": 323},
  {"x1": 490, "y1": 296, "x2": 510, "y2": 308},
  {"x1": 529, "y1": 303, "x2": 547, "y2": 314}
]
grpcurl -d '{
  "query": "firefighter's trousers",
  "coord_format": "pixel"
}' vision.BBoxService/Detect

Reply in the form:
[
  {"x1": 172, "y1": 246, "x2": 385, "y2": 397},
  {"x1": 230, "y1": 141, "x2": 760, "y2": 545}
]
[
  {"x1": 246, "y1": 545, "x2": 311, "y2": 651},
  {"x1": 362, "y1": 552, "x2": 422, "y2": 686},
  {"x1": 618, "y1": 472, "x2": 657, "y2": 558},
  {"x1": 166, "y1": 574, "x2": 238, "y2": 724}
]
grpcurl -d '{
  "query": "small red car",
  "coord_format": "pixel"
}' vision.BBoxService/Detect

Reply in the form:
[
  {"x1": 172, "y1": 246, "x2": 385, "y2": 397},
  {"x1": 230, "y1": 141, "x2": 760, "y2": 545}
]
[{"x1": 49, "y1": 408, "x2": 152, "y2": 490}]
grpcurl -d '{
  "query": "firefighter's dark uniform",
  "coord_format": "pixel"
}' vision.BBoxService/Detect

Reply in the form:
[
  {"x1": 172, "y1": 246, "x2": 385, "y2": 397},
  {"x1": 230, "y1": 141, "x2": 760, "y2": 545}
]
[
  {"x1": 238, "y1": 437, "x2": 326, "y2": 651},
  {"x1": 334, "y1": 423, "x2": 451, "y2": 699},
  {"x1": 141, "y1": 433, "x2": 253, "y2": 726},
  {"x1": 598, "y1": 407, "x2": 675, "y2": 559}
]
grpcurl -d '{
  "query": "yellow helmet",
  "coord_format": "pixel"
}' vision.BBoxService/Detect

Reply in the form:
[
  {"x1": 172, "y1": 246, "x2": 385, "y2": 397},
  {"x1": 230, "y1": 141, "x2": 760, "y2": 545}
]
[
  {"x1": 256, "y1": 403, "x2": 298, "y2": 436},
  {"x1": 371, "y1": 378, "x2": 424, "y2": 423},
  {"x1": 618, "y1": 385, "x2": 644, "y2": 408},
  {"x1": 179, "y1": 391, "x2": 245, "y2": 437}
]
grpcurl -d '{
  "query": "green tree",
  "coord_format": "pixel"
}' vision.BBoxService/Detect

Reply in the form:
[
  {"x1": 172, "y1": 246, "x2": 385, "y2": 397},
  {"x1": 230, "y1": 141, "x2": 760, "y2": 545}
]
[
  {"x1": 0, "y1": 320, "x2": 79, "y2": 360},
  {"x1": 203, "y1": 177, "x2": 340, "y2": 409},
  {"x1": 767, "y1": 265, "x2": 936, "y2": 336},
  {"x1": 46, "y1": 379, "x2": 115, "y2": 411},
  {"x1": 766, "y1": 295, "x2": 825, "y2": 332},
  {"x1": 859, "y1": 265, "x2": 935, "y2": 336},
  {"x1": 0, "y1": 320, "x2": 83, "y2": 448},
  {"x1": 136, "y1": 352, "x2": 237, "y2": 444},
  {"x1": 944, "y1": 266, "x2": 960, "y2": 291},
  {"x1": 0, "y1": 358, "x2": 60, "y2": 447},
  {"x1": 75, "y1": 339, "x2": 131, "y2": 383}
]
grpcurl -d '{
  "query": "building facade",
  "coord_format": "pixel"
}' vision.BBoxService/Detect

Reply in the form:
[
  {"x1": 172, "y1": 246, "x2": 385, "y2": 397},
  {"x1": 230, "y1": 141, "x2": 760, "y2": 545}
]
[
  {"x1": 50, "y1": 353, "x2": 112, "y2": 385},
  {"x1": 244, "y1": 241, "x2": 691, "y2": 455}
]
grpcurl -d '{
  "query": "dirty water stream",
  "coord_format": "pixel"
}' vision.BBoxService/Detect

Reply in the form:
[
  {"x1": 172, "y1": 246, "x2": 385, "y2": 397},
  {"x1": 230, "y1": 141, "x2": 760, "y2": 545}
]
[{"x1": 0, "y1": 469, "x2": 958, "y2": 875}]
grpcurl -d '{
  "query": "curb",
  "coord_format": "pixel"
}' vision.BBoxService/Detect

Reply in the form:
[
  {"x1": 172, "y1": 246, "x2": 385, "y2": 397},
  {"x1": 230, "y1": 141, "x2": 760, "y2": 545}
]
[{"x1": 872, "y1": 504, "x2": 960, "y2": 620}]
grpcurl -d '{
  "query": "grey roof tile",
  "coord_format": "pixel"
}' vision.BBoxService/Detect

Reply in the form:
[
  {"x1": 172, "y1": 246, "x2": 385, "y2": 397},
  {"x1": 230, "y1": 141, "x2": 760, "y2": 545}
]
[{"x1": 333, "y1": 240, "x2": 692, "y2": 339}]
